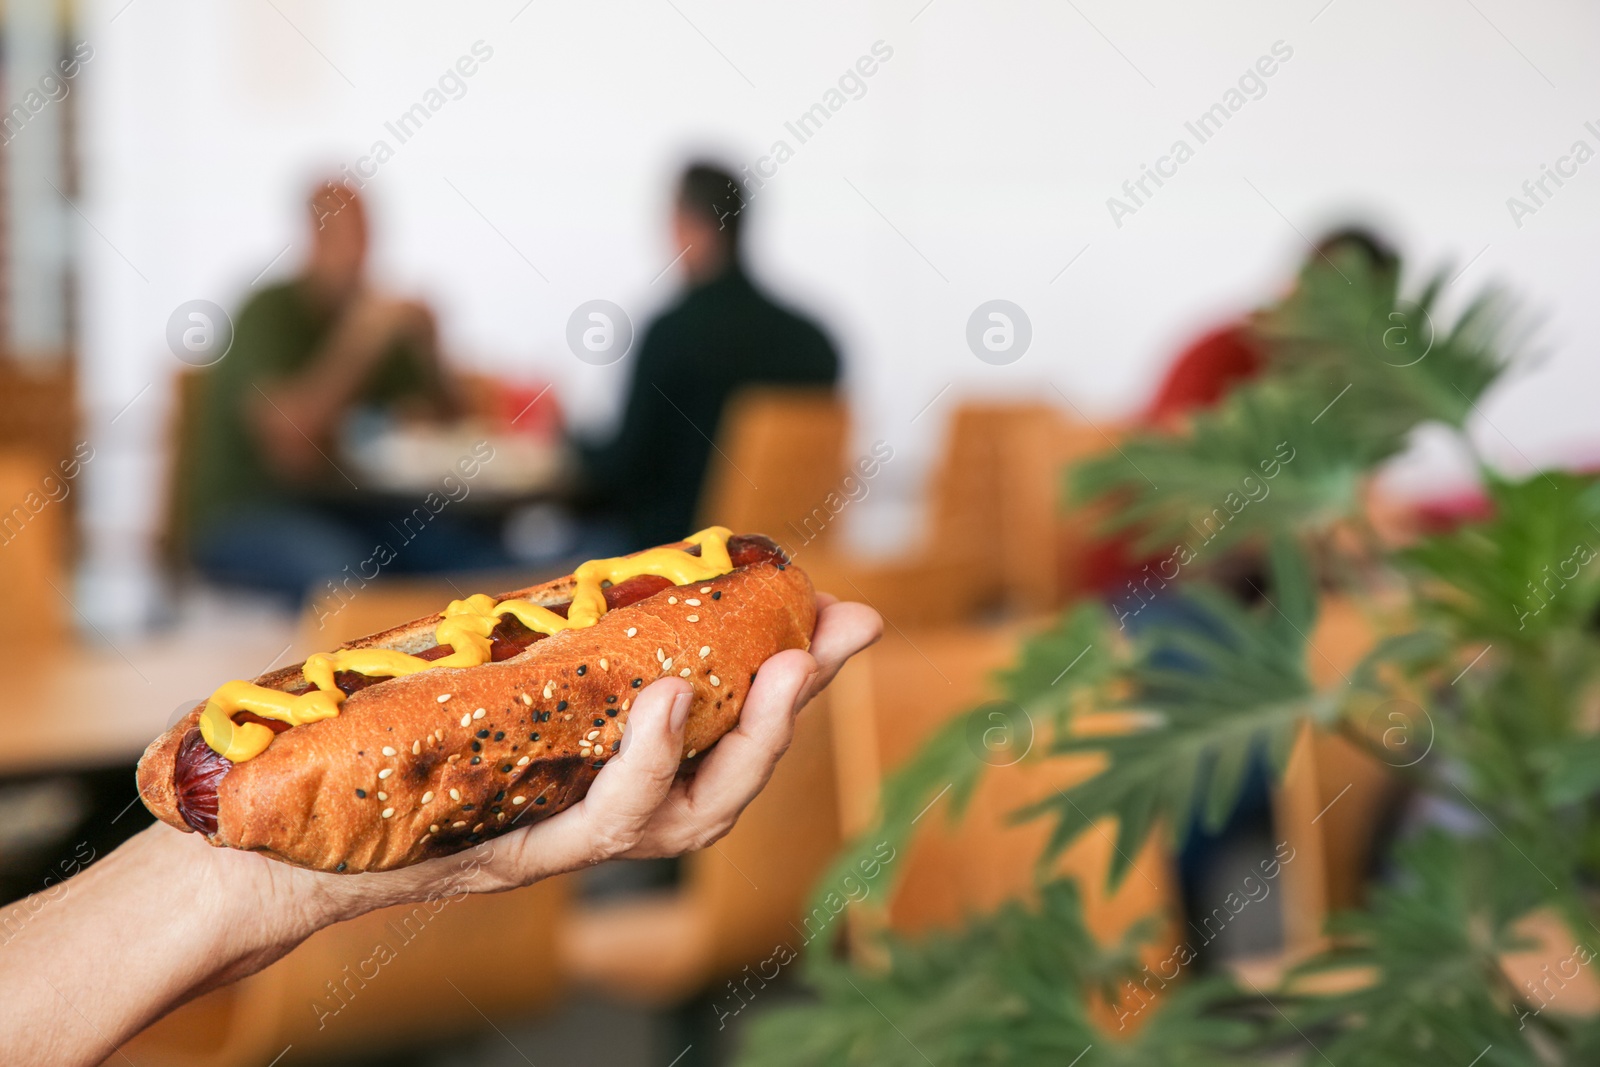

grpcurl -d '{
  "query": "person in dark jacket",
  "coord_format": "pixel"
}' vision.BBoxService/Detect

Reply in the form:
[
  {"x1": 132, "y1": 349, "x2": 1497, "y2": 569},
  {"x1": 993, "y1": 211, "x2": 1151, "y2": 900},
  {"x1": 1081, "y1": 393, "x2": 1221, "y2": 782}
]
[{"x1": 575, "y1": 163, "x2": 841, "y2": 549}]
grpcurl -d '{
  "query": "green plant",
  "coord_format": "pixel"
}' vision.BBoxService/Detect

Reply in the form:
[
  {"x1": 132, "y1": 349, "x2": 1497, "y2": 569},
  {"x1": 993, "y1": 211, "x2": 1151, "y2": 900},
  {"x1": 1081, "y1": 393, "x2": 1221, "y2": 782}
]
[{"x1": 739, "y1": 252, "x2": 1600, "y2": 1065}]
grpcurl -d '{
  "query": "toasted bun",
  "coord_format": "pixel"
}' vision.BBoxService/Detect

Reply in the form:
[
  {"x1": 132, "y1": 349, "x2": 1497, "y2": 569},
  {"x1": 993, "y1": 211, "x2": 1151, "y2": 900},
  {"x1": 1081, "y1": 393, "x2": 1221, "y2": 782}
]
[{"x1": 137, "y1": 535, "x2": 814, "y2": 872}]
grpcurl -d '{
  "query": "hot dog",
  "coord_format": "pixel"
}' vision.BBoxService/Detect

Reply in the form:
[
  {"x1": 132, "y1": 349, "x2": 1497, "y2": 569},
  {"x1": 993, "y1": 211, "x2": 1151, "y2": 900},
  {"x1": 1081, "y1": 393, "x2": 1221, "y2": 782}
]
[{"x1": 137, "y1": 528, "x2": 815, "y2": 873}]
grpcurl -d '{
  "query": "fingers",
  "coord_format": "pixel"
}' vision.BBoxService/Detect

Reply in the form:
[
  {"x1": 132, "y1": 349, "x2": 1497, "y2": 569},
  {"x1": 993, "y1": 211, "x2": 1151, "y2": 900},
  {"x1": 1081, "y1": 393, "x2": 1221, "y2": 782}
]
[
  {"x1": 485, "y1": 677, "x2": 691, "y2": 881},
  {"x1": 628, "y1": 648, "x2": 817, "y2": 856},
  {"x1": 800, "y1": 598, "x2": 883, "y2": 707}
]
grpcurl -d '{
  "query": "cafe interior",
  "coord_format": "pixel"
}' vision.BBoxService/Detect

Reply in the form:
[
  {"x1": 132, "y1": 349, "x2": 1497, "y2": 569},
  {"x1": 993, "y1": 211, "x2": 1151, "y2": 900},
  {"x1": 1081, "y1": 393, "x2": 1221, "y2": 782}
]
[{"x1": 2, "y1": 1, "x2": 1598, "y2": 1065}]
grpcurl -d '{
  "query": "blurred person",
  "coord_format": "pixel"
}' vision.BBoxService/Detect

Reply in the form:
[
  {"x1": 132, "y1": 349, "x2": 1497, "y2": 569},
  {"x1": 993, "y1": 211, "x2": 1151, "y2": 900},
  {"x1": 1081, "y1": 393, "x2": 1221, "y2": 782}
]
[
  {"x1": 573, "y1": 162, "x2": 842, "y2": 550},
  {"x1": 1144, "y1": 226, "x2": 1400, "y2": 427},
  {"x1": 0, "y1": 600, "x2": 884, "y2": 1067},
  {"x1": 187, "y1": 180, "x2": 507, "y2": 601}
]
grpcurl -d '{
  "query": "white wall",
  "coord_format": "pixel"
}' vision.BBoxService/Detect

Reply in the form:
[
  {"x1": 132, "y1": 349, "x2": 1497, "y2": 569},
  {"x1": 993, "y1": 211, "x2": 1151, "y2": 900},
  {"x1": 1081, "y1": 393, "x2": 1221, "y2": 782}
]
[{"x1": 74, "y1": 0, "x2": 1600, "y2": 627}]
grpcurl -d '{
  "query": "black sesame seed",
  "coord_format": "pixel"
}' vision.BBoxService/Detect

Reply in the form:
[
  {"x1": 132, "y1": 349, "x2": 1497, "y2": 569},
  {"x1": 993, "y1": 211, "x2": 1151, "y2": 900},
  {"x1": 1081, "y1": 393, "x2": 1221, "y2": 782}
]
[
  {"x1": 502, "y1": 763, "x2": 514, "y2": 773},
  {"x1": 494, "y1": 790, "x2": 506, "y2": 801},
  {"x1": 556, "y1": 700, "x2": 568, "y2": 712},
  {"x1": 530, "y1": 732, "x2": 540, "y2": 741},
  {"x1": 470, "y1": 756, "x2": 481, "y2": 765},
  {"x1": 576, "y1": 665, "x2": 587, "y2": 676},
  {"x1": 750, "y1": 673, "x2": 757, "y2": 683},
  {"x1": 494, "y1": 731, "x2": 505, "y2": 741},
  {"x1": 611, "y1": 740, "x2": 620, "y2": 751},
  {"x1": 476, "y1": 729, "x2": 489, "y2": 739},
  {"x1": 593, "y1": 761, "x2": 605, "y2": 769},
  {"x1": 712, "y1": 591, "x2": 721, "y2": 599},
  {"x1": 540, "y1": 711, "x2": 551, "y2": 722},
  {"x1": 631, "y1": 678, "x2": 642, "y2": 688},
  {"x1": 535, "y1": 796, "x2": 547, "y2": 805},
  {"x1": 492, "y1": 806, "x2": 503, "y2": 815},
  {"x1": 355, "y1": 789, "x2": 367, "y2": 799},
  {"x1": 606, "y1": 708, "x2": 618, "y2": 717},
  {"x1": 335, "y1": 862, "x2": 347, "y2": 872},
  {"x1": 593, "y1": 718, "x2": 605, "y2": 727},
  {"x1": 471, "y1": 741, "x2": 482, "y2": 752},
  {"x1": 463, "y1": 804, "x2": 475, "y2": 811},
  {"x1": 606, "y1": 695, "x2": 617, "y2": 704}
]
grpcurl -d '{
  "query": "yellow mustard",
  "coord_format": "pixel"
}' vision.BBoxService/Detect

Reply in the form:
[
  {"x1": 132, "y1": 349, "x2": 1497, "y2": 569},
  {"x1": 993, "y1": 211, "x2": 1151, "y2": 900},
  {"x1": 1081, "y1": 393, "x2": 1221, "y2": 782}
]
[{"x1": 198, "y1": 527, "x2": 735, "y2": 762}]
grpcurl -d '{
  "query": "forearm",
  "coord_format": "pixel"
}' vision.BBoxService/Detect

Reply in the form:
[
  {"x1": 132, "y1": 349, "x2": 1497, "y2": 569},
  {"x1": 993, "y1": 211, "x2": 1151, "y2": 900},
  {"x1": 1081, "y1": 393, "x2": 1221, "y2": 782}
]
[{"x1": 0, "y1": 825, "x2": 326, "y2": 1067}]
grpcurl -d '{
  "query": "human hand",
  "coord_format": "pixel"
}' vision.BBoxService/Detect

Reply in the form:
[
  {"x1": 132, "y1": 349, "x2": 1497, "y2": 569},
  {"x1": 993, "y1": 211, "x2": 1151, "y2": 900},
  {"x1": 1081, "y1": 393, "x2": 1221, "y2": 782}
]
[{"x1": 184, "y1": 595, "x2": 882, "y2": 961}]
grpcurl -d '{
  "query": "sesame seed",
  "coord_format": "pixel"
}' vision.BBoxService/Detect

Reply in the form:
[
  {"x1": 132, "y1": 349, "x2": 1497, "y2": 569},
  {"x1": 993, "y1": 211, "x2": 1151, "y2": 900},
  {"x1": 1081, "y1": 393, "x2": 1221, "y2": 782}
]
[
  {"x1": 502, "y1": 763, "x2": 513, "y2": 772},
  {"x1": 412, "y1": 740, "x2": 421, "y2": 755},
  {"x1": 513, "y1": 796, "x2": 526, "y2": 805},
  {"x1": 473, "y1": 823, "x2": 484, "y2": 834},
  {"x1": 355, "y1": 788, "x2": 367, "y2": 798},
  {"x1": 711, "y1": 591, "x2": 721, "y2": 600},
  {"x1": 593, "y1": 717, "x2": 605, "y2": 726},
  {"x1": 517, "y1": 756, "x2": 529, "y2": 766},
  {"x1": 476, "y1": 729, "x2": 489, "y2": 739},
  {"x1": 557, "y1": 700, "x2": 569, "y2": 711},
  {"x1": 437, "y1": 694, "x2": 452, "y2": 703},
  {"x1": 447, "y1": 754, "x2": 460, "y2": 763},
  {"x1": 621, "y1": 699, "x2": 631, "y2": 711},
  {"x1": 680, "y1": 667, "x2": 692, "y2": 677},
  {"x1": 686, "y1": 598, "x2": 700, "y2": 606},
  {"x1": 543, "y1": 683, "x2": 554, "y2": 699},
  {"x1": 626, "y1": 627, "x2": 637, "y2": 637},
  {"x1": 709, "y1": 674, "x2": 721, "y2": 686},
  {"x1": 382, "y1": 746, "x2": 396, "y2": 756},
  {"x1": 377, "y1": 791, "x2": 387, "y2": 801},
  {"x1": 699, "y1": 646, "x2": 710, "y2": 658},
  {"x1": 422, "y1": 791, "x2": 435, "y2": 803},
  {"x1": 687, "y1": 615, "x2": 700, "y2": 623},
  {"x1": 521, "y1": 693, "x2": 533, "y2": 706},
  {"x1": 656, "y1": 648, "x2": 665, "y2": 662},
  {"x1": 430, "y1": 824, "x2": 439, "y2": 833},
  {"x1": 450, "y1": 788, "x2": 461, "y2": 801},
  {"x1": 669, "y1": 596, "x2": 678, "y2": 604},
  {"x1": 576, "y1": 664, "x2": 587, "y2": 676},
  {"x1": 586, "y1": 730, "x2": 600, "y2": 740},
  {"x1": 631, "y1": 678, "x2": 642, "y2": 688},
  {"x1": 453, "y1": 821, "x2": 467, "y2": 828},
  {"x1": 700, "y1": 586, "x2": 712, "y2": 593},
  {"x1": 599, "y1": 658, "x2": 609, "y2": 671},
  {"x1": 687, "y1": 748, "x2": 697, "y2": 758},
  {"x1": 378, "y1": 768, "x2": 393, "y2": 779},
  {"x1": 472, "y1": 755, "x2": 482, "y2": 764},
  {"x1": 663, "y1": 658, "x2": 674, "y2": 671},
  {"x1": 494, "y1": 731, "x2": 505, "y2": 741},
  {"x1": 535, "y1": 797, "x2": 546, "y2": 805},
  {"x1": 382, "y1": 808, "x2": 394, "y2": 818},
  {"x1": 473, "y1": 708, "x2": 486, "y2": 720},
  {"x1": 460, "y1": 714, "x2": 471, "y2": 727}
]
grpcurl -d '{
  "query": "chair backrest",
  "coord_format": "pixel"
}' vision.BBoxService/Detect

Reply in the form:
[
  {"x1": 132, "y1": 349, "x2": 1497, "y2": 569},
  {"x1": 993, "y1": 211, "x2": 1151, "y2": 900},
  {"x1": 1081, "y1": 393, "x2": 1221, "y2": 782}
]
[
  {"x1": 828, "y1": 623, "x2": 1177, "y2": 971},
  {"x1": 159, "y1": 367, "x2": 210, "y2": 570},
  {"x1": 696, "y1": 387, "x2": 849, "y2": 552},
  {"x1": 0, "y1": 450, "x2": 68, "y2": 646}
]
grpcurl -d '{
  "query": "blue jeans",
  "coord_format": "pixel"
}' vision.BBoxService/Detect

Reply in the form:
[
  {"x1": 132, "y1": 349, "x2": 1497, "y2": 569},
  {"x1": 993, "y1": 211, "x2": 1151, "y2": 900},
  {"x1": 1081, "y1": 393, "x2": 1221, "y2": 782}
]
[{"x1": 191, "y1": 503, "x2": 514, "y2": 605}]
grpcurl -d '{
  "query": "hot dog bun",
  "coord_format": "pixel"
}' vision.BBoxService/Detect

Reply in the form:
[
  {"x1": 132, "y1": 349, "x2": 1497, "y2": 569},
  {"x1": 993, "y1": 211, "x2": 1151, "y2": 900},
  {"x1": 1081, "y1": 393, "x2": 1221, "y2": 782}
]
[{"x1": 137, "y1": 534, "x2": 814, "y2": 872}]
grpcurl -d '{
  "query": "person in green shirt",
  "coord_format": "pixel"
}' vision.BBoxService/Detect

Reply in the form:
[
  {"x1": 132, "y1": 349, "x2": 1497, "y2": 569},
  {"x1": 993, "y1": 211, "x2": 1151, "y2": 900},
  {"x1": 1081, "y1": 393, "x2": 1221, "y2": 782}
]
[
  {"x1": 573, "y1": 162, "x2": 842, "y2": 550},
  {"x1": 187, "y1": 181, "x2": 504, "y2": 601}
]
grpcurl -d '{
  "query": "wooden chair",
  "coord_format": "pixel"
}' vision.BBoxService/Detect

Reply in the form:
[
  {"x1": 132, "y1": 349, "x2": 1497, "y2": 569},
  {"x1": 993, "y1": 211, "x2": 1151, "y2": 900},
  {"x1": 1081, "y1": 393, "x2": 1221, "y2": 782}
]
[
  {"x1": 0, "y1": 450, "x2": 69, "y2": 646},
  {"x1": 696, "y1": 387, "x2": 850, "y2": 551},
  {"x1": 828, "y1": 622, "x2": 1179, "y2": 1024},
  {"x1": 1271, "y1": 596, "x2": 1403, "y2": 961},
  {"x1": 158, "y1": 367, "x2": 210, "y2": 572}
]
